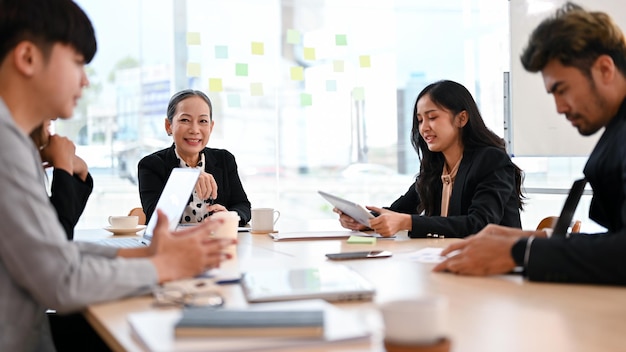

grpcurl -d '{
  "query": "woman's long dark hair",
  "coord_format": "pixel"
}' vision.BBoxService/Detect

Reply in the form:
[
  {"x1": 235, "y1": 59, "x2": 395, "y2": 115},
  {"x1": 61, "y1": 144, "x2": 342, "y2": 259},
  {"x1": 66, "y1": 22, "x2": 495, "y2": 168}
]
[{"x1": 410, "y1": 80, "x2": 524, "y2": 215}]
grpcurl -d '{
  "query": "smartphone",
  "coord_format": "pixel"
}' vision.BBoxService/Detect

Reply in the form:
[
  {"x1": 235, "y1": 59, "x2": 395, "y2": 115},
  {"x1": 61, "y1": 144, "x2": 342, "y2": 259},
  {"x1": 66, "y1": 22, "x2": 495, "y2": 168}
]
[{"x1": 325, "y1": 250, "x2": 392, "y2": 260}]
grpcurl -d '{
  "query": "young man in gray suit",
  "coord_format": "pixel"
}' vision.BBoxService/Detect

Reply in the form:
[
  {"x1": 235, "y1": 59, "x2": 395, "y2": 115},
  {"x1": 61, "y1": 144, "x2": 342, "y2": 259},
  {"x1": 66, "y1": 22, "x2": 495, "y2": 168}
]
[
  {"x1": 0, "y1": 1, "x2": 233, "y2": 350},
  {"x1": 434, "y1": 2, "x2": 626, "y2": 285}
]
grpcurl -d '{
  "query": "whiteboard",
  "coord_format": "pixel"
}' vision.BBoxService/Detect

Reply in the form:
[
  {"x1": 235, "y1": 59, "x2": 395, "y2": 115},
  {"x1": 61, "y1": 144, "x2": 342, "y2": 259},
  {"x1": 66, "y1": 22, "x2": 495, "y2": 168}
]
[{"x1": 509, "y1": 0, "x2": 625, "y2": 156}]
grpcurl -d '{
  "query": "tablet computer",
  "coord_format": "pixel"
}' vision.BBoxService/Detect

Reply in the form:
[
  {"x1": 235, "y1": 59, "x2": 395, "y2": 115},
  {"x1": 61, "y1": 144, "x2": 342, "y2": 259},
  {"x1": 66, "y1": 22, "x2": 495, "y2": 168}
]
[
  {"x1": 241, "y1": 265, "x2": 376, "y2": 303},
  {"x1": 318, "y1": 190, "x2": 375, "y2": 227}
]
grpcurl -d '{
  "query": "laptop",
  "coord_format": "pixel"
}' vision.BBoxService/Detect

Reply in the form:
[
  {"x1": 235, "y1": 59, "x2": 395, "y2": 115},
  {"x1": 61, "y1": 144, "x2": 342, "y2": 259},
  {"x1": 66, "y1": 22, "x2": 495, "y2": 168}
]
[
  {"x1": 97, "y1": 168, "x2": 201, "y2": 247},
  {"x1": 318, "y1": 191, "x2": 376, "y2": 226},
  {"x1": 241, "y1": 265, "x2": 376, "y2": 303},
  {"x1": 551, "y1": 178, "x2": 587, "y2": 237}
]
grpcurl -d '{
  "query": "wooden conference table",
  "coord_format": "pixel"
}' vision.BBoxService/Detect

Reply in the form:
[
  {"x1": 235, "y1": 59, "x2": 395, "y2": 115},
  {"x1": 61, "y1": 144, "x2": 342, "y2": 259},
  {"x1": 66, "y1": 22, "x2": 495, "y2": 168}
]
[{"x1": 77, "y1": 226, "x2": 626, "y2": 352}]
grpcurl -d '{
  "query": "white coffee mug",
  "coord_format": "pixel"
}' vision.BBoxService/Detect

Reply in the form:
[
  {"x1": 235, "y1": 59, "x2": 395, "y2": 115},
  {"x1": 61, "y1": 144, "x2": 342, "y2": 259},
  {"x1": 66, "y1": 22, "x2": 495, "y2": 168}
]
[
  {"x1": 251, "y1": 208, "x2": 280, "y2": 233},
  {"x1": 108, "y1": 215, "x2": 139, "y2": 229},
  {"x1": 380, "y1": 296, "x2": 448, "y2": 345}
]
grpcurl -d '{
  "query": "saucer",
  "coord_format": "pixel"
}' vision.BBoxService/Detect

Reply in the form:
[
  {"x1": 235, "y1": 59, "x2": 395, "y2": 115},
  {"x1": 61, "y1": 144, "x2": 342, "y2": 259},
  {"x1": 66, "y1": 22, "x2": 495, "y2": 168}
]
[{"x1": 104, "y1": 225, "x2": 147, "y2": 235}]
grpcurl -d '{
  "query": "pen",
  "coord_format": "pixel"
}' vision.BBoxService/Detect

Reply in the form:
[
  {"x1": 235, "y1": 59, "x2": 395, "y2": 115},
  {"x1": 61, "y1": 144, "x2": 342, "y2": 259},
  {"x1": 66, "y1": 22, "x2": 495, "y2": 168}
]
[{"x1": 208, "y1": 197, "x2": 215, "y2": 216}]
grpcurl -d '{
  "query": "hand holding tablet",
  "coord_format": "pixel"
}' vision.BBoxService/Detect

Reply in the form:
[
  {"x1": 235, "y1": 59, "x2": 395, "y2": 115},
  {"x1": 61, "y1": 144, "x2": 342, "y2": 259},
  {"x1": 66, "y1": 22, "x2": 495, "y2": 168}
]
[{"x1": 318, "y1": 191, "x2": 376, "y2": 227}]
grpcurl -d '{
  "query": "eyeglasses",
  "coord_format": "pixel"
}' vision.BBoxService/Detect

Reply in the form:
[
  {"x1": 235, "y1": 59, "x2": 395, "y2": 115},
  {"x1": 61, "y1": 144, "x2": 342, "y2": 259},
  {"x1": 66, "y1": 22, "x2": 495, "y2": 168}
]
[{"x1": 152, "y1": 282, "x2": 225, "y2": 308}]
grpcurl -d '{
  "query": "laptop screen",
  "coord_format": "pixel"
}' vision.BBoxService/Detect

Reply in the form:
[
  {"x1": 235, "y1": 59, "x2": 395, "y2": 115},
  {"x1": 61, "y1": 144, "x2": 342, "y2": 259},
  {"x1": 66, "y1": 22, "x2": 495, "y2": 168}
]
[
  {"x1": 143, "y1": 168, "x2": 201, "y2": 240},
  {"x1": 551, "y1": 178, "x2": 587, "y2": 237}
]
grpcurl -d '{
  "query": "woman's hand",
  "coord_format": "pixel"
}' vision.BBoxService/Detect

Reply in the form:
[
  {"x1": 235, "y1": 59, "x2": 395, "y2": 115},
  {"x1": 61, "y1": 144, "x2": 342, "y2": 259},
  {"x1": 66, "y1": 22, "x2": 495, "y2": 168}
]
[
  {"x1": 333, "y1": 207, "x2": 369, "y2": 231},
  {"x1": 207, "y1": 203, "x2": 227, "y2": 214},
  {"x1": 196, "y1": 171, "x2": 218, "y2": 200},
  {"x1": 39, "y1": 134, "x2": 76, "y2": 174},
  {"x1": 366, "y1": 206, "x2": 411, "y2": 237}
]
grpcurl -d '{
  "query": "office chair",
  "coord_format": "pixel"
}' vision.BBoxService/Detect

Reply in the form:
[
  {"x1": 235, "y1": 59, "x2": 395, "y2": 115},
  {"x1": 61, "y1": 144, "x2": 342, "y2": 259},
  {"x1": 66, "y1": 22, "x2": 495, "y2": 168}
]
[{"x1": 128, "y1": 207, "x2": 146, "y2": 225}]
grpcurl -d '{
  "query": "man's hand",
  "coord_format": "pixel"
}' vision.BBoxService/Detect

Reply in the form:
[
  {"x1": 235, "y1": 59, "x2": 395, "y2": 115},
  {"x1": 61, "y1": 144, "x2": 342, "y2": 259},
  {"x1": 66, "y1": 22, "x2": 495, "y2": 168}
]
[
  {"x1": 149, "y1": 210, "x2": 234, "y2": 283},
  {"x1": 433, "y1": 225, "x2": 524, "y2": 276},
  {"x1": 195, "y1": 171, "x2": 218, "y2": 200},
  {"x1": 366, "y1": 206, "x2": 410, "y2": 237}
]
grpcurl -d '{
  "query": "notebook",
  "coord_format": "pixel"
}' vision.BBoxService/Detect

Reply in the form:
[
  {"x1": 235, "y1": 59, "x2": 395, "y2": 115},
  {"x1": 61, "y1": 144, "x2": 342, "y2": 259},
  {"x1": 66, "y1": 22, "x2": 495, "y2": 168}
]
[
  {"x1": 97, "y1": 168, "x2": 201, "y2": 247},
  {"x1": 551, "y1": 178, "x2": 587, "y2": 237},
  {"x1": 241, "y1": 265, "x2": 376, "y2": 303}
]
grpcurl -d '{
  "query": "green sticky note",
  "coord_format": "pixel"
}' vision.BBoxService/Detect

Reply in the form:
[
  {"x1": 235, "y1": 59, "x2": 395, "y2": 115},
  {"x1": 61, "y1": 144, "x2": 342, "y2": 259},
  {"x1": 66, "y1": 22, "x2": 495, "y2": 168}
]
[
  {"x1": 290, "y1": 66, "x2": 304, "y2": 81},
  {"x1": 303, "y1": 47, "x2": 316, "y2": 60},
  {"x1": 353, "y1": 87, "x2": 365, "y2": 101},
  {"x1": 347, "y1": 235, "x2": 376, "y2": 244},
  {"x1": 250, "y1": 82, "x2": 263, "y2": 96},
  {"x1": 335, "y1": 34, "x2": 347, "y2": 46},
  {"x1": 300, "y1": 93, "x2": 312, "y2": 106},
  {"x1": 333, "y1": 60, "x2": 344, "y2": 73},
  {"x1": 251, "y1": 41, "x2": 264, "y2": 55},
  {"x1": 186, "y1": 62, "x2": 201, "y2": 77},
  {"x1": 326, "y1": 80, "x2": 337, "y2": 92},
  {"x1": 186, "y1": 32, "x2": 201, "y2": 45},
  {"x1": 215, "y1": 45, "x2": 228, "y2": 59},
  {"x1": 287, "y1": 29, "x2": 301, "y2": 44},
  {"x1": 359, "y1": 55, "x2": 371, "y2": 68},
  {"x1": 208, "y1": 78, "x2": 223, "y2": 92},
  {"x1": 235, "y1": 63, "x2": 248, "y2": 77},
  {"x1": 227, "y1": 94, "x2": 241, "y2": 107}
]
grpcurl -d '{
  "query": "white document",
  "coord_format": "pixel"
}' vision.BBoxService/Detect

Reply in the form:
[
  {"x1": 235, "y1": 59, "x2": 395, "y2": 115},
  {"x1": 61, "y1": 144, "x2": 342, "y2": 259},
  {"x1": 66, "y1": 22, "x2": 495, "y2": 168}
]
[
  {"x1": 269, "y1": 230, "x2": 392, "y2": 241},
  {"x1": 128, "y1": 299, "x2": 372, "y2": 352},
  {"x1": 408, "y1": 247, "x2": 446, "y2": 263}
]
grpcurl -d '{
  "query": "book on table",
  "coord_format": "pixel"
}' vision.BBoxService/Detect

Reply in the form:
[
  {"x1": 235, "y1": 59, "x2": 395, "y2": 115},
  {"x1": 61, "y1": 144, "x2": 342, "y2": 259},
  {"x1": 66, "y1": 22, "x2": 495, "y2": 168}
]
[{"x1": 174, "y1": 308, "x2": 324, "y2": 338}]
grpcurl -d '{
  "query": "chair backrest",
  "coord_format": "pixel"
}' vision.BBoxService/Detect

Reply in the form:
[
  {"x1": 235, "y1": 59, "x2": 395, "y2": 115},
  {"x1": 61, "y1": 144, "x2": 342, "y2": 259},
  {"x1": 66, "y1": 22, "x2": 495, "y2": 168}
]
[
  {"x1": 128, "y1": 207, "x2": 146, "y2": 225},
  {"x1": 536, "y1": 216, "x2": 581, "y2": 233}
]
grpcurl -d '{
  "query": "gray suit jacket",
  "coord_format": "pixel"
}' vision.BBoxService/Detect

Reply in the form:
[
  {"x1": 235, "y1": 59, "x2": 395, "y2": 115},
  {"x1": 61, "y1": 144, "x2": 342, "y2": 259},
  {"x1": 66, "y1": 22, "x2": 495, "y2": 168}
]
[{"x1": 0, "y1": 99, "x2": 158, "y2": 351}]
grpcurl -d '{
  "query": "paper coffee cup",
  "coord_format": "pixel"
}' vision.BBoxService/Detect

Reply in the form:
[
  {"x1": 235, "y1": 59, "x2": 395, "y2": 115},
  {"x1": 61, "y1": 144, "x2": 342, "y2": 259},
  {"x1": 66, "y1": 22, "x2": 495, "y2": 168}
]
[{"x1": 380, "y1": 296, "x2": 448, "y2": 346}]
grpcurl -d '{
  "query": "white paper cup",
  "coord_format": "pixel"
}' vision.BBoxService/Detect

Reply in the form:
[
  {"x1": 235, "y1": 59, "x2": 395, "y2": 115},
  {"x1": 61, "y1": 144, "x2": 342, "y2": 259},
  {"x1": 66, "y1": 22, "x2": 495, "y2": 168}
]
[
  {"x1": 380, "y1": 296, "x2": 448, "y2": 346},
  {"x1": 210, "y1": 211, "x2": 240, "y2": 280},
  {"x1": 211, "y1": 211, "x2": 239, "y2": 240},
  {"x1": 251, "y1": 208, "x2": 280, "y2": 233},
  {"x1": 108, "y1": 215, "x2": 139, "y2": 229}
]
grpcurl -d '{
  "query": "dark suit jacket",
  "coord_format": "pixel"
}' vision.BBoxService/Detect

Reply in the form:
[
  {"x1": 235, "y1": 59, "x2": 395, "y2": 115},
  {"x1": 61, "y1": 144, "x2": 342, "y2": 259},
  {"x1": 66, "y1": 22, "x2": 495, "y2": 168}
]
[
  {"x1": 525, "y1": 99, "x2": 626, "y2": 285},
  {"x1": 388, "y1": 146, "x2": 521, "y2": 238},
  {"x1": 49, "y1": 169, "x2": 93, "y2": 240},
  {"x1": 138, "y1": 145, "x2": 251, "y2": 226}
]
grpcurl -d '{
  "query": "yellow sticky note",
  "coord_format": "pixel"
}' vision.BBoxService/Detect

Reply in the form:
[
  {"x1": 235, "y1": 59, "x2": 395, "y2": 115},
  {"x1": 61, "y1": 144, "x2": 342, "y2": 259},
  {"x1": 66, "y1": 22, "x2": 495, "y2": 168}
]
[
  {"x1": 186, "y1": 62, "x2": 201, "y2": 77},
  {"x1": 208, "y1": 78, "x2": 223, "y2": 92},
  {"x1": 251, "y1": 42, "x2": 264, "y2": 55},
  {"x1": 300, "y1": 93, "x2": 312, "y2": 106},
  {"x1": 347, "y1": 235, "x2": 376, "y2": 244},
  {"x1": 335, "y1": 34, "x2": 347, "y2": 46},
  {"x1": 186, "y1": 32, "x2": 201, "y2": 45},
  {"x1": 333, "y1": 60, "x2": 344, "y2": 73},
  {"x1": 359, "y1": 55, "x2": 371, "y2": 68},
  {"x1": 303, "y1": 47, "x2": 316, "y2": 60},
  {"x1": 290, "y1": 66, "x2": 304, "y2": 81},
  {"x1": 250, "y1": 82, "x2": 263, "y2": 96},
  {"x1": 287, "y1": 29, "x2": 301, "y2": 44},
  {"x1": 353, "y1": 87, "x2": 365, "y2": 101}
]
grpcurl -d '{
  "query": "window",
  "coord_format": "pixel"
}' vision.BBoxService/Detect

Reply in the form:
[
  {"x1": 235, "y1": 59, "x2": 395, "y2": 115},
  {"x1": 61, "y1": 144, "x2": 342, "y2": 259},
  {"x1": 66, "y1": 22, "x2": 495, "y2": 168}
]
[{"x1": 63, "y1": 0, "x2": 599, "y2": 233}]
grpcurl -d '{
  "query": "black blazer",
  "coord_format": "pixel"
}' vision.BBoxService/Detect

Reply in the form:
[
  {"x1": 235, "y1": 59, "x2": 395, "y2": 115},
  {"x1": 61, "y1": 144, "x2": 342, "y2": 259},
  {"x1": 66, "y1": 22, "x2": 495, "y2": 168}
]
[
  {"x1": 388, "y1": 146, "x2": 521, "y2": 238},
  {"x1": 49, "y1": 169, "x2": 93, "y2": 240},
  {"x1": 525, "y1": 99, "x2": 626, "y2": 285},
  {"x1": 138, "y1": 145, "x2": 251, "y2": 226}
]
